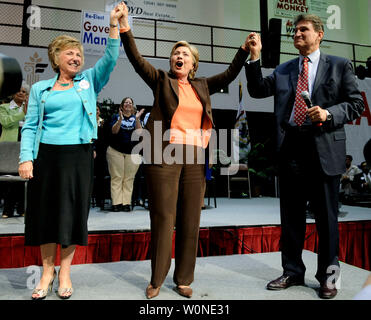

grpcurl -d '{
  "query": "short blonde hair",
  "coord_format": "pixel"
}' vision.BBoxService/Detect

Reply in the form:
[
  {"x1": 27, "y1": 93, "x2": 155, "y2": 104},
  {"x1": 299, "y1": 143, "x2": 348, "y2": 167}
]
[
  {"x1": 48, "y1": 35, "x2": 84, "y2": 73},
  {"x1": 170, "y1": 40, "x2": 199, "y2": 80}
]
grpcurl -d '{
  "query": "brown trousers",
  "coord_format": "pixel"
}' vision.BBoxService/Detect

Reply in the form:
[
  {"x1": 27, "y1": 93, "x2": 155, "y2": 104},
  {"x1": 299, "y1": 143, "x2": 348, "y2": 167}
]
[{"x1": 145, "y1": 159, "x2": 205, "y2": 288}]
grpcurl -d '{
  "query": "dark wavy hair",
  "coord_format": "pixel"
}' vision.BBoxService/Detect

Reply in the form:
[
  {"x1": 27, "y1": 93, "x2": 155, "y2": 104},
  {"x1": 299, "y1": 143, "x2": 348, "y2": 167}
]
[{"x1": 294, "y1": 14, "x2": 324, "y2": 33}]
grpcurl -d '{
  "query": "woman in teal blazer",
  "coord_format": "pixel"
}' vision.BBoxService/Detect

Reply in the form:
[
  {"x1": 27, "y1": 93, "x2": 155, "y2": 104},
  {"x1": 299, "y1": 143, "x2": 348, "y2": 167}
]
[{"x1": 18, "y1": 7, "x2": 122, "y2": 300}]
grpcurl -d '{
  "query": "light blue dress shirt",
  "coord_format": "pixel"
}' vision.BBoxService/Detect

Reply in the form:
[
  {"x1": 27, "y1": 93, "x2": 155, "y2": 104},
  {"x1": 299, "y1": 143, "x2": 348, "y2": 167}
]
[{"x1": 288, "y1": 49, "x2": 321, "y2": 125}]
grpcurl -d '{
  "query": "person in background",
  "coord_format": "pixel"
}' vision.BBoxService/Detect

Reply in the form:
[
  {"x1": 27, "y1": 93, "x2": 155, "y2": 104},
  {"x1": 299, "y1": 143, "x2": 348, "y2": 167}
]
[
  {"x1": 0, "y1": 82, "x2": 29, "y2": 142},
  {"x1": 364, "y1": 139, "x2": 371, "y2": 165},
  {"x1": 340, "y1": 155, "x2": 361, "y2": 201},
  {"x1": 18, "y1": 6, "x2": 122, "y2": 300},
  {"x1": 245, "y1": 14, "x2": 364, "y2": 299},
  {"x1": 0, "y1": 82, "x2": 30, "y2": 218},
  {"x1": 93, "y1": 105, "x2": 110, "y2": 210},
  {"x1": 117, "y1": 2, "x2": 250, "y2": 299},
  {"x1": 132, "y1": 110, "x2": 150, "y2": 210},
  {"x1": 353, "y1": 139, "x2": 371, "y2": 300},
  {"x1": 352, "y1": 161, "x2": 371, "y2": 194},
  {"x1": 106, "y1": 97, "x2": 144, "y2": 212}
]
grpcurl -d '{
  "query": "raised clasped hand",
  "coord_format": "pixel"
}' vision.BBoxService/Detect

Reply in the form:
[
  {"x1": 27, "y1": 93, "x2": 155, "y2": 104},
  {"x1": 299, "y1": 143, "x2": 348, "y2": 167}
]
[
  {"x1": 246, "y1": 32, "x2": 262, "y2": 60},
  {"x1": 110, "y1": 4, "x2": 122, "y2": 22},
  {"x1": 116, "y1": 2, "x2": 129, "y2": 25}
]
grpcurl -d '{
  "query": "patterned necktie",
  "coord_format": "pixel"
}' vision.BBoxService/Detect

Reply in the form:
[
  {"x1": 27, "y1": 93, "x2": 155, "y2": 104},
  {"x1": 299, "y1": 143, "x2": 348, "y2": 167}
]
[{"x1": 294, "y1": 56, "x2": 309, "y2": 126}]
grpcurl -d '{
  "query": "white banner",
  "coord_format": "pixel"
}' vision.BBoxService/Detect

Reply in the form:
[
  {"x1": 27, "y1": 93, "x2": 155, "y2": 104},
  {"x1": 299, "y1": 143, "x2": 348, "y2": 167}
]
[
  {"x1": 105, "y1": 0, "x2": 178, "y2": 20},
  {"x1": 81, "y1": 10, "x2": 132, "y2": 58},
  {"x1": 274, "y1": 0, "x2": 311, "y2": 18},
  {"x1": 271, "y1": 0, "x2": 371, "y2": 54}
]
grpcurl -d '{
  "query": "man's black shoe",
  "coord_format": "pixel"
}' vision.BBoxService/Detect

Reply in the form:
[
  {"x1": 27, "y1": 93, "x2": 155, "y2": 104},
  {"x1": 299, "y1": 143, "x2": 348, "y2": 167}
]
[
  {"x1": 266, "y1": 275, "x2": 305, "y2": 290},
  {"x1": 319, "y1": 282, "x2": 337, "y2": 299}
]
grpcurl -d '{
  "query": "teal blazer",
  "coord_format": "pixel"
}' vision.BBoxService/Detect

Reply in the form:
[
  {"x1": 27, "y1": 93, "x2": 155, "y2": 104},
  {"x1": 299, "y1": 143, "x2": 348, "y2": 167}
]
[{"x1": 20, "y1": 37, "x2": 120, "y2": 163}]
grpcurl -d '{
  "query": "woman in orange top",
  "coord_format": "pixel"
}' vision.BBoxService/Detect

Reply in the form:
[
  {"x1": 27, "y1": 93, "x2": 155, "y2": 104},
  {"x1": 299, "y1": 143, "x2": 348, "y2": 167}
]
[{"x1": 117, "y1": 2, "x2": 250, "y2": 299}]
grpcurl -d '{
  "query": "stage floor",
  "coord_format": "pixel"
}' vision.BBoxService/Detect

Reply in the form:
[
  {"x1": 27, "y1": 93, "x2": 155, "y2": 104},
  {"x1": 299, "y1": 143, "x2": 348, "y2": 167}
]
[
  {"x1": 1, "y1": 198, "x2": 370, "y2": 302},
  {"x1": 1, "y1": 197, "x2": 371, "y2": 235},
  {"x1": 0, "y1": 250, "x2": 369, "y2": 300}
]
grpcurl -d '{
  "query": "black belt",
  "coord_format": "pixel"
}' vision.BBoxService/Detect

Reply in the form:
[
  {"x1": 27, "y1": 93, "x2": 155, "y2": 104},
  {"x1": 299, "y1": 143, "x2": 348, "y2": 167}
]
[
  {"x1": 284, "y1": 124, "x2": 321, "y2": 134},
  {"x1": 287, "y1": 125, "x2": 313, "y2": 133}
]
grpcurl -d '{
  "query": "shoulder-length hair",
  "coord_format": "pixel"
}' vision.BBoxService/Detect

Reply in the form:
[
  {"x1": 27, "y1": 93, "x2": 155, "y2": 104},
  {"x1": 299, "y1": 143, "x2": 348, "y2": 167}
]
[
  {"x1": 48, "y1": 35, "x2": 84, "y2": 73},
  {"x1": 170, "y1": 40, "x2": 199, "y2": 80}
]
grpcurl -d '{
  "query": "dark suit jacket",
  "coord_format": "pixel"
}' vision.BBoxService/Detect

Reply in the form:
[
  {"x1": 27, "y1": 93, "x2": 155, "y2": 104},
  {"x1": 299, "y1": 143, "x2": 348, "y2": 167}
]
[
  {"x1": 120, "y1": 30, "x2": 249, "y2": 164},
  {"x1": 245, "y1": 53, "x2": 364, "y2": 176}
]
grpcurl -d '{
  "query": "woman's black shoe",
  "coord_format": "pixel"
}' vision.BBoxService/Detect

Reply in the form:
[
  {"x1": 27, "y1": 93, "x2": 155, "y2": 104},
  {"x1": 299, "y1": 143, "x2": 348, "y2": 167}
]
[
  {"x1": 110, "y1": 204, "x2": 122, "y2": 212},
  {"x1": 121, "y1": 204, "x2": 131, "y2": 212}
]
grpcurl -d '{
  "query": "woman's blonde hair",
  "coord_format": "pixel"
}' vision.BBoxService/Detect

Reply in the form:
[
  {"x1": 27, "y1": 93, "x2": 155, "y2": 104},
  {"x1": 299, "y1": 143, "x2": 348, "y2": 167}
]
[
  {"x1": 48, "y1": 35, "x2": 84, "y2": 73},
  {"x1": 170, "y1": 40, "x2": 199, "y2": 80}
]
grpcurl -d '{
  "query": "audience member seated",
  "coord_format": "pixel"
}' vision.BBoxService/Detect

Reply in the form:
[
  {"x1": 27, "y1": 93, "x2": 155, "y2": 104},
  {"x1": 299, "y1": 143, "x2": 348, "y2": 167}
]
[
  {"x1": 352, "y1": 161, "x2": 371, "y2": 195},
  {"x1": 340, "y1": 155, "x2": 361, "y2": 202}
]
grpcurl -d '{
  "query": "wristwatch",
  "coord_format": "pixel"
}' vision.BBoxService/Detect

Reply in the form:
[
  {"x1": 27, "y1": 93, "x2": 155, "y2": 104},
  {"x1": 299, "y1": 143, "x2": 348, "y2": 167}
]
[{"x1": 325, "y1": 110, "x2": 333, "y2": 121}]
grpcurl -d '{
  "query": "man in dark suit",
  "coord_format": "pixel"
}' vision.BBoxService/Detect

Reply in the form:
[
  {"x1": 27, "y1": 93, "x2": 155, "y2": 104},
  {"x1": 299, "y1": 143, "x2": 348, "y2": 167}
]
[
  {"x1": 352, "y1": 161, "x2": 371, "y2": 194},
  {"x1": 245, "y1": 14, "x2": 364, "y2": 299}
]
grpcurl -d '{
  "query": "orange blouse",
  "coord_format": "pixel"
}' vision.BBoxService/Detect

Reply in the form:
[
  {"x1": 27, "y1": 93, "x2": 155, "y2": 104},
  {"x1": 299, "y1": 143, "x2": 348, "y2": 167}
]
[{"x1": 170, "y1": 80, "x2": 204, "y2": 147}]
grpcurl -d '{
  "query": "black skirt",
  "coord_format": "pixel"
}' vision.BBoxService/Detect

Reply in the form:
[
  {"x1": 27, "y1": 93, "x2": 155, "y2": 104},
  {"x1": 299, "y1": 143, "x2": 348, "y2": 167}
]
[{"x1": 25, "y1": 143, "x2": 94, "y2": 247}]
